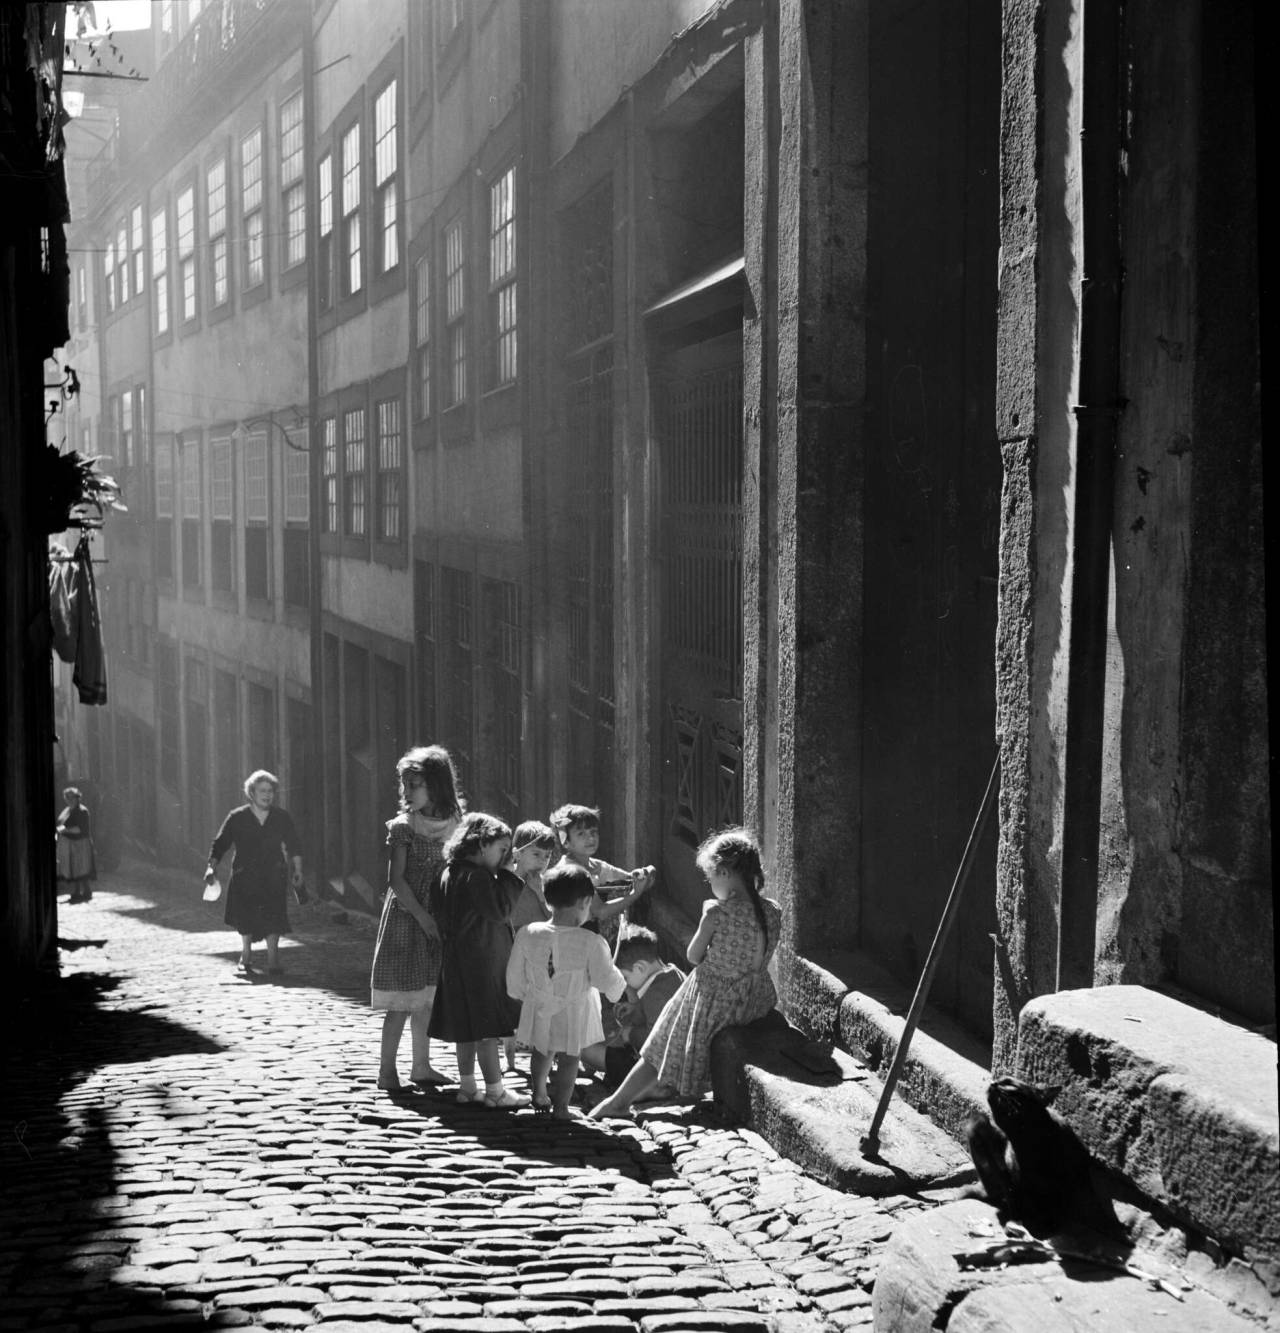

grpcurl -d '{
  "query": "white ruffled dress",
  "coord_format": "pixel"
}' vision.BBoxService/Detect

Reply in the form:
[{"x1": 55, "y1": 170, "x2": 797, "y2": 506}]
[{"x1": 506, "y1": 922, "x2": 627, "y2": 1058}]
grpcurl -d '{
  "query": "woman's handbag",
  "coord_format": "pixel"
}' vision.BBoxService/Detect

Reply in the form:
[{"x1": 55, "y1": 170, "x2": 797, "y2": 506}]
[{"x1": 202, "y1": 875, "x2": 223, "y2": 903}]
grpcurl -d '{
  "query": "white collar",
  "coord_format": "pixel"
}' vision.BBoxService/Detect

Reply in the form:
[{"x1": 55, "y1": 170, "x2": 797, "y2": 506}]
[{"x1": 635, "y1": 967, "x2": 666, "y2": 999}]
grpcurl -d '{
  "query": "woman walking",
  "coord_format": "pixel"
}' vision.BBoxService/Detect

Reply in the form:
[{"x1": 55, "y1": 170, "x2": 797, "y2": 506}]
[{"x1": 204, "y1": 770, "x2": 304, "y2": 976}]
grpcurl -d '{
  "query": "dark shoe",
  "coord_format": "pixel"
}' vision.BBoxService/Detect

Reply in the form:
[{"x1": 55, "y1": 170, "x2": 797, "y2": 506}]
[{"x1": 235, "y1": 960, "x2": 256, "y2": 976}]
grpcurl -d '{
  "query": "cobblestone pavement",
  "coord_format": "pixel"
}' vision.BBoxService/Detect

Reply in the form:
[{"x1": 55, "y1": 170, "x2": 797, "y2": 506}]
[{"x1": 1, "y1": 858, "x2": 945, "y2": 1333}]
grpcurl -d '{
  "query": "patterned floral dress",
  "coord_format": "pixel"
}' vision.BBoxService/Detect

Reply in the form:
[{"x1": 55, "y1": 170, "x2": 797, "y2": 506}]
[
  {"x1": 640, "y1": 893, "x2": 783, "y2": 1098},
  {"x1": 369, "y1": 812, "x2": 457, "y2": 1012}
]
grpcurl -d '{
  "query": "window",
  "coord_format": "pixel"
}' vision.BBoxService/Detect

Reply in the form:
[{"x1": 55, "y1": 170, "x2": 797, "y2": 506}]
[
  {"x1": 137, "y1": 384, "x2": 148, "y2": 465},
  {"x1": 414, "y1": 254, "x2": 431, "y2": 418},
  {"x1": 244, "y1": 430, "x2": 270, "y2": 602},
  {"x1": 373, "y1": 80, "x2": 399, "y2": 273},
  {"x1": 375, "y1": 398, "x2": 402, "y2": 540},
  {"x1": 442, "y1": 566, "x2": 473, "y2": 769},
  {"x1": 207, "y1": 157, "x2": 229, "y2": 306},
  {"x1": 318, "y1": 153, "x2": 333, "y2": 309},
  {"x1": 120, "y1": 389, "x2": 133, "y2": 467},
  {"x1": 283, "y1": 438, "x2": 309, "y2": 609},
  {"x1": 116, "y1": 219, "x2": 128, "y2": 304},
  {"x1": 104, "y1": 235, "x2": 116, "y2": 313},
  {"x1": 320, "y1": 416, "x2": 338, "y2": 533},
  {"x1": 151, "y1": 205, "x2": 169, "y2": 334},
  {"x1": 155, "y1": 440, "x2": 174, "y2": 580},
  {"x1": 160, "y1": 0, "x2": 173, "y2": 34},
  {"x1": 414, "y1": 560, "x2": 436, "y2": 739},
  {"x1": 157, "y1": 639, "x2": 179, "y2": 786},
  {"x1": 280, "y1": 93, "x2": 305, "y2": 269},
  {"x1": 488, "y1": 167, "x2": 517, "y2": 386},
  {"x1": 210, "y1": 435, "x2": 234, "y2": 593},
  {"x1": 445, "y1": 221, "x2": 466, "y2": 406},
  {"x1": 181, "y1": 437, "x2": 201, "y2": 589},
  {"x1": 241, "y1": 126, "x2": 265, "y2": 289},
  {"x1": 106, "y1": 393, "x2": 117, "y2": 462},
  {"x1": 130, "y1": 204, "x2": 144, "y2": 295},
  {"x1": 176, "y1": 186, "x2": 196, "y2": 321},
  {"x1": 341, "y1": 124, "x2": 362, "y2": 295},
  {"x1": 75, "y1": 262, "x2": 86, "y2": 329},
  {"x1": 343, "y1": 406, "x2": 366, "y2": 536},
  {"x1": 486, "y1": 578, "x2": 523, "y2": 809},
  {"x1": 246, "y1": 680, "x2": 276, "y2": 773}
]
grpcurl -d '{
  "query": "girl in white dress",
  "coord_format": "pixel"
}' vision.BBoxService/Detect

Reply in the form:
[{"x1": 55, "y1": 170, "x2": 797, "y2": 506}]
[{"x1": 506, "y1": 861, "x2": 627, "y2": 1118}]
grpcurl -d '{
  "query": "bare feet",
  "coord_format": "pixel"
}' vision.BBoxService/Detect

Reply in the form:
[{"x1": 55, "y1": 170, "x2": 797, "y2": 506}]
[
  {"x1": 376, "y1": 1072, "x2": 401, "y2": 1091},
  {"x1": 550, "y1": 1105, "x2": 576, "y2": 1121},
  {"x1": 586, "y1": 1096, "x2": 631, "y2": 1121},
  {"x1": 409, "y1": 1066, "x2": 451, "y2": 1087}
]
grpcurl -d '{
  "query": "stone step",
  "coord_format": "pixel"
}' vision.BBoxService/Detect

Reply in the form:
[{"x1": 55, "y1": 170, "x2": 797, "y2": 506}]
[
  {"x1": 1016, "y1": 985, "x2": 1280, "y2": 1277},
  {"x1": 787, "y1": 948, "x2": 993, "y2": 1146},
  {"x1": 710, "y1": 1010, "x2": 977, "y2": 1195},
  {"x1": 872, "y1": 1198, "x2": 1259, "y2": 1333}
]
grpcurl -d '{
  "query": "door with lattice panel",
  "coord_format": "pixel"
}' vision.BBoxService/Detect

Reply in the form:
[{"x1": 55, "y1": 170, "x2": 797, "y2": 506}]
[{"x1": 656, "y1": 330, "x2": 745, "y2": 922}]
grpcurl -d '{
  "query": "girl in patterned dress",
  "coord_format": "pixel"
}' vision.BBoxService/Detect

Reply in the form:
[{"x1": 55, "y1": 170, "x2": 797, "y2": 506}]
[
  {"x1": 589, "y1": 826, "x2": 782, "y2": 1120},
  {"x1": 372, "y1": 747, "x2": 462, "y2": 1091},
  {"x1": 506, "y1": 862, "x2": 628, "y2": 1119}
]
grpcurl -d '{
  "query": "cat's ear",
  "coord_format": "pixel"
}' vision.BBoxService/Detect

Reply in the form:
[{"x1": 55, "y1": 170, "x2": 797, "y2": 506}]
[{"x1": 1030, "y1": 1082, "x2": 1062, "y2": 1104}]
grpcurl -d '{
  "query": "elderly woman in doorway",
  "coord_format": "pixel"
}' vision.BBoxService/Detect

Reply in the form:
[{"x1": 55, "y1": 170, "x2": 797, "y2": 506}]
[{"x1": 204, "y1": 769, "x2": 304, "y2": 977}]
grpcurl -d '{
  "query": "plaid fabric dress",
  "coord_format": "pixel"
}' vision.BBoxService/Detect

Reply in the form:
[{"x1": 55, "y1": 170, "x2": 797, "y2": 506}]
[{"x1": 369, "y1": 812, "x2": 455, "y2": 1012}]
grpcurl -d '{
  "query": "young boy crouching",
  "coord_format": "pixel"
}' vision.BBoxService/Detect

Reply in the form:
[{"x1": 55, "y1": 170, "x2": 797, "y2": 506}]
[{"x1": 582, "y1": 928, "x2": 684, "y2": 1098}]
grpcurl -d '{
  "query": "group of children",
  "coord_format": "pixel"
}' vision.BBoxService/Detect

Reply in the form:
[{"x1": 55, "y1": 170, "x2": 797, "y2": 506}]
[{"x1": 368, "y1": 744, "x2": 782, "y2": 1122}]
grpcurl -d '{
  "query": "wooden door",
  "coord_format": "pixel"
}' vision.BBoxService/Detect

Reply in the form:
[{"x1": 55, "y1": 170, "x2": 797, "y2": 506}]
[{"x1": 657, "y1": 331, "x2": 745, "y2": 920}]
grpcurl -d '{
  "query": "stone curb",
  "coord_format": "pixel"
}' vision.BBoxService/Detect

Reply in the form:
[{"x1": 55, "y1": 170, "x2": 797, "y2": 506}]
[
  {"x1": 710, "y1": 1013, "x2": 976, "y2": 1195},
  {"x1": 870, "y1": 1198, "x2": 1263, "y2": 1333},
  {"x1": 1016, "y1": 985, "x2": 1280, "y2": 1273},
  {"x1": 783, "y1": 950, "x2": 991, "y2": 1145}
]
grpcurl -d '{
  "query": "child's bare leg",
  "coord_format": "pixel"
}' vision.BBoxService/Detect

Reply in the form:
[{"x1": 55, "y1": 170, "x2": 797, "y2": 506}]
[
  {"x1": 588, "y1": 1057, "x2": 661, "y2": 1119},
  {"x1": 455, "y1": 1041, "x2": 480, "y2": 1099},
  {"x1": 579, "y1": 1041, "x2": 607, "y2": 1075},
  {"x1": 409, "y1": 1001, "x2": 448, "y2": 1084},
  {"x1": 530, "y1": 1050, "x2": 554, "y2": 1107},
  {"x1": 551, "y1": 1055, "x2": 581, "y2": 1118},
  {"x1": 503, "y1": 1035, "x2": 518, "y2": 1071},
  {"x1": 478, "y1": 1038, "x2": 529, "y2": 1108},
  {"x1": 378, "y1": 1011, "x2": 408, "y2": 1088}
]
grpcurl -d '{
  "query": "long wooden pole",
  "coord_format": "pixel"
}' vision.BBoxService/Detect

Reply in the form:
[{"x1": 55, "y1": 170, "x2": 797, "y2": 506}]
[{"x1": 860, "y1": 755, "x2": 1001, "y2": 1156}]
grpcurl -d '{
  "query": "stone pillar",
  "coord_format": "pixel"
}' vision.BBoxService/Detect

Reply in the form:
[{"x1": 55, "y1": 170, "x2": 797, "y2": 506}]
[
  {"x1": 992, "y1": 0, "x2": 1082, "y2": 1071},
  {"x1": 747, "y1": 0, "x2": 868, "y2": 981}
]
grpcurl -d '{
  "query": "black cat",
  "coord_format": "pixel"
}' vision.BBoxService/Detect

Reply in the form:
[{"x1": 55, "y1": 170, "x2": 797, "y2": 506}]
[{"x1": 965, "y1": 1076, "x2": 1114, "y2": 1236}]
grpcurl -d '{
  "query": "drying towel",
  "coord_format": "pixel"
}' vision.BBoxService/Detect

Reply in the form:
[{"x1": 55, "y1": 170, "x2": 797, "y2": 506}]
[
  {"x1": 48, "y1": 542, "x2": 77, "y2": 663},
  {"x1": 71, "y1": 538, "x2": 107, "y2": 705}
]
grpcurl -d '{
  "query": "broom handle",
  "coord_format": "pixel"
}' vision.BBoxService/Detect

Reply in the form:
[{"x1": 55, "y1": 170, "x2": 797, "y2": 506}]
[{"x1": 862, "y1": 754, "x2": 1000, "y2": 1153}]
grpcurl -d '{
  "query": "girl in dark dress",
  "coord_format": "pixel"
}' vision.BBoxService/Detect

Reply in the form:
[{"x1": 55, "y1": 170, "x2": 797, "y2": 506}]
[
  {"x1": 204, "y1": 770, "x2": 303, "y2": 976},
  {"x1": 427, "y1": 812, "x2": 528, "y2": 1108}
]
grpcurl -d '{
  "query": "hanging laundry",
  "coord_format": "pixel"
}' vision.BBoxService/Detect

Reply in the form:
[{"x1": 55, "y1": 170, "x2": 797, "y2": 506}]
[
  {"x1": 71, "y1": 536, "x2": 107, "y2": 705},
  {"x1": 48, "y1": 540, "x2": 77, "y2": 664}
]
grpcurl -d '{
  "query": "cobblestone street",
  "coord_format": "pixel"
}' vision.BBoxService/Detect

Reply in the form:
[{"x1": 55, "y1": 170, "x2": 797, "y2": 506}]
[{"x1": 1, "y1": 860, "x2": 941, "y2": 1333}]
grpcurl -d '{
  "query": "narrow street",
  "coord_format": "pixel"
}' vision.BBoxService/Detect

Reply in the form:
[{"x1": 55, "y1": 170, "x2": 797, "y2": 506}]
[{"x1": 1, "y1": 862, "x2": 936, "y2": 1333}]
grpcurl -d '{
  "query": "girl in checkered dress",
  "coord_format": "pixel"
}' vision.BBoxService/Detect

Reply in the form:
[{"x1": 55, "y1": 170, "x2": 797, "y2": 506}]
[{"x1": 372, "y1": 746, "x2": 462, "y2": 1091}]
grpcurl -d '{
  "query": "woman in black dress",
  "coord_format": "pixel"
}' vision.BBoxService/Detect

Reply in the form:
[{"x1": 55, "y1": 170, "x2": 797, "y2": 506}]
[{"x1": 204, "y1": 770, "x2": 303, "y2": 976}]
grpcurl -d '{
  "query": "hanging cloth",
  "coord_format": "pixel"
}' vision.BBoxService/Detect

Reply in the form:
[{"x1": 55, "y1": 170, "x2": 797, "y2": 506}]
[
  {"x1": 71, "y1": 536, "x2": 107, "y2": 705},
  {"x1": 48, "y1": 541, "x2": 77, "y2": 664}
]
